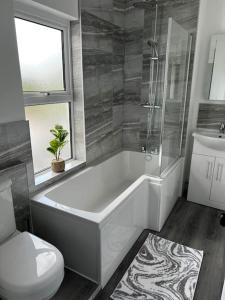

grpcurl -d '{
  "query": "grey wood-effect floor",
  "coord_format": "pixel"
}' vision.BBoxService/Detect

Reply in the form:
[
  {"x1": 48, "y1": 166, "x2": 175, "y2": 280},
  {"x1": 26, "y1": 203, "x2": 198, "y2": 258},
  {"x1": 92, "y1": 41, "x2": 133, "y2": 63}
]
[
  {"x1": 0, "y1": 199, "x2": 223, "y2": 300},
  {"x1": 52, "y1": 268, "x2": 99, "y2": 300},
  {"x1": 95, "y1": 198, "x2": 225, "y2": 300}
]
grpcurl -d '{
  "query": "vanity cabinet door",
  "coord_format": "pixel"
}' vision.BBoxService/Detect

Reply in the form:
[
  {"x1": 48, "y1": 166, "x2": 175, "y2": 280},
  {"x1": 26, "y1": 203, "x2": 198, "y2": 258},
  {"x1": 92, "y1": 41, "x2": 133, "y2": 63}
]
[
  {"x1": 188, "y1": 154, "x2": 215, "y2": 204},
  {"x1": 210, "y1": 158, "x2": 225, "y2": 203}
]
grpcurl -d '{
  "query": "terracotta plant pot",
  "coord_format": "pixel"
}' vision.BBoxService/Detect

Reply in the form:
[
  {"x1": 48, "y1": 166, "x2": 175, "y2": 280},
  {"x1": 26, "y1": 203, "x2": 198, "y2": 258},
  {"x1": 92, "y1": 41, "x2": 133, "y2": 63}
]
[{"x1": 51, "y1": 159, "x2": 65, "y2": 173}]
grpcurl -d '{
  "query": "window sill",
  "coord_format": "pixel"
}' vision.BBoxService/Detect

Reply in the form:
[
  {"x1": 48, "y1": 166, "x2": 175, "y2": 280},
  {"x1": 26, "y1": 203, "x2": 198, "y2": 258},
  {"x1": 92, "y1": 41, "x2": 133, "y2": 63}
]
[{"x1": 33, "y1": 159, "x2": 86, "y2": 192}]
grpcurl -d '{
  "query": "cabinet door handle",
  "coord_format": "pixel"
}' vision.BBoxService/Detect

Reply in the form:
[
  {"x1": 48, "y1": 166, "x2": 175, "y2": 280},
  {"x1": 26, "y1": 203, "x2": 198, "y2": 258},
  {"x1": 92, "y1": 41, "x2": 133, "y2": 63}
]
[
  {"x1": 210, "y1": 162, "x2": 214, "y2": 180},
  {"x1": 206, "y1": 161, "x2": 210, "y2": 179},
  {"x1": 219, "y1": 164, "x2": 224, "y2": 182},
  {"x1": 216, "y1": 164, "x2": 221, "y2": 181}
]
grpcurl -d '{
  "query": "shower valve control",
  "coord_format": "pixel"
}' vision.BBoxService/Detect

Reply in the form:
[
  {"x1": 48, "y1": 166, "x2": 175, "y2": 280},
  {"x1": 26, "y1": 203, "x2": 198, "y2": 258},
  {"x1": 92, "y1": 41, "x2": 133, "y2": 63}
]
[{"x1": 141, "y1": 146, "x2": 146, "y2": 153}]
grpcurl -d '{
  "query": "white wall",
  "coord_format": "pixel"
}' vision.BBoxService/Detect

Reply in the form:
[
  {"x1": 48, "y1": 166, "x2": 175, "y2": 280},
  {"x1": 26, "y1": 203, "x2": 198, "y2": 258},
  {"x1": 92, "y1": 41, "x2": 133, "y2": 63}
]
[
  {"x1": 190, "y1": 0, "x2": 225, "y2": 103},
  {"x1": 185, "y1": 0, "x2": 225, "y2": 181},
  {"x1": 0, "y1": 0, "x2": 25, "y2": 124},
  {"x1": 35, "y1": 0, "x2": 79, "y2": 19},
  {"x1": 15, "y1": 0, "x2": 79, "y2": 20}
]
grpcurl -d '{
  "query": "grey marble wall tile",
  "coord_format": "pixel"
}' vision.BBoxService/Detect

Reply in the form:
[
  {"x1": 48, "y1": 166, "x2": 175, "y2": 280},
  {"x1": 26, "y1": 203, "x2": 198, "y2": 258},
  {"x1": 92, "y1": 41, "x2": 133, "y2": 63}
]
[
  {"x1": 0, "y1": 120, "x2": 34, "y2": 189},
  {"x1": 113, "y1": 105, "x2": 124, "y2": 129},
  {"x1": 123, "y1": 0, "x2": 200, "y2": 157},
  {"x1": 124, "y1": 54, "x2": 142, "y2": 80},
  {"x1": 0, "y1": 121, "x2": 31, "y2": 165},
  {"x1": 81, "y1": 10, "x2": 114, "y2": 34},
  {"x1": 114, "y1": 0, "x2": 127, "y2": 10},
  {"x1": 123, "y1": 4, "x2": 148, "y2": 151},
  {"x1": 82, "y1": 0, "x2": 113, "y2": 10},
  {"x1": 72, "y1": 0, "x2": 200, "y2": 165},
  {"x1": 0, "y1": 163, "x2": 30, "y2": 232},
  {"x1": 86, "y1": 128, "x2": 123, "y2": 162},
  {"x1": 140, "y1": 129, "x2": 161, "y2": 153},
  {"x1": 124, "y1": 7, "x2": 144, "y2": 30},
  {"x1": 123, "y1": 103, "x2": 143, "y2": 123},
  {"x1": 71, "y1": 20, "x2": 86, "y2": 162},
  {"x1": 114, "y1": 11, "x2": 125, "y2": 28},
  {"x1": 197, "y1": 103, "x2": 225, "y2": 130},
  {"x1": 0, "y1": 121, "x2": 34, "y2": 231},
  {"x1": 113, "y1": 67, "x2": 124, "y2": 105},
  {"x1": 124, "y1": 29, "x2": 143, "y2": 56},
  {"x1": 158, "y1": 0, "x2": 199, "y2": 158},
  {"x1": 79, "y1": 1, "x2": 125, "y2": 163},
  {"x1": 123, "y1": 126, "x2": 140, "y2": 151},
  {"x1": 124, "y1": 78, "x2": 142, "y2": 103}
]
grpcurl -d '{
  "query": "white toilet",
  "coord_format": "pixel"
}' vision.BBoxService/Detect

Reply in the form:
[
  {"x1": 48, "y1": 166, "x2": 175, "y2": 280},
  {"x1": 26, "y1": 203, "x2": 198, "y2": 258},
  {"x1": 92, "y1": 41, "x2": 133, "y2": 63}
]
[{"x1": 0, "y1": 179, "x2": 64, "y2": 300}]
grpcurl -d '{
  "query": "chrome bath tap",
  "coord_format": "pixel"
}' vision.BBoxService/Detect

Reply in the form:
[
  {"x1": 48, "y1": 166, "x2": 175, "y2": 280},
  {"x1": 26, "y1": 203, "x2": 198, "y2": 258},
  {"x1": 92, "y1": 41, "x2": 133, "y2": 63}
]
[{"x1": 219, "y1": 122, "x2": 225, "y2": 133}]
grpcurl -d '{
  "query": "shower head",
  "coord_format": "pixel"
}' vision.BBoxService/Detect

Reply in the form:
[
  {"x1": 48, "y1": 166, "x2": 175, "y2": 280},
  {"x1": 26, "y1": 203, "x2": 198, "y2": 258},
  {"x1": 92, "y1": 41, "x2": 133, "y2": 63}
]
[{"x1": 132, "y1": 0, "x2": 158, "y2": 9}]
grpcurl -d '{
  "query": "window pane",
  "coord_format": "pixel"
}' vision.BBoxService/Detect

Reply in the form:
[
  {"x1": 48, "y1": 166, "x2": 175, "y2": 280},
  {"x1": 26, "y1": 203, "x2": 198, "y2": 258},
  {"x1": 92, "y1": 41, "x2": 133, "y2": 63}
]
[
  {"x1": 25, "y1": 103, "x2": 71, "y2": 173},
  {"x1": 15, "y1": 18, "x2": 64, "y2": 92}
]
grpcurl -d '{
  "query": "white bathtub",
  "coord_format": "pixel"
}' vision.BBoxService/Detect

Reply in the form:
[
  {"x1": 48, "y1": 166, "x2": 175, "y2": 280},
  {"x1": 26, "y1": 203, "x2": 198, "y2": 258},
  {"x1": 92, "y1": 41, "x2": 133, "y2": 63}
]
[{"x1": 31, "y1": 151, "x2": 184, "y2": 287}]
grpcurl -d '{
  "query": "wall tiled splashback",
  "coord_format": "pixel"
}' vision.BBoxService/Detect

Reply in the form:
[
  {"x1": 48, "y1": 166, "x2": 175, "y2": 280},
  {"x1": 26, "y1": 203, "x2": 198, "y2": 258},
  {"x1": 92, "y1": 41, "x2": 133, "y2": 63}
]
[
  {"x1": 0, "y1": 120, "x2": 34, "y2": 231},
  {"x1": 73, "y1": 0, "x2": 200, "y2": 163},
  {"x1": 197, "y1": 103, "x2": 225, "y2": 130},
  {"x1": 123, "y1": 0, "x2": 200, "y2": 153},
  {"x1": 78, "y1": 0, "x2": 125, "y2": 162}
]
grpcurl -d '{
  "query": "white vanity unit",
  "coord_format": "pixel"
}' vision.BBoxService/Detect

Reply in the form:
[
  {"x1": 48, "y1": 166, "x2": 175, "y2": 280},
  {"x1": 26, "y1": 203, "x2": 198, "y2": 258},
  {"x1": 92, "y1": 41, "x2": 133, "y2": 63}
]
[{"x1": 188, "y1": 131, "x2": 225, "y2": 210}]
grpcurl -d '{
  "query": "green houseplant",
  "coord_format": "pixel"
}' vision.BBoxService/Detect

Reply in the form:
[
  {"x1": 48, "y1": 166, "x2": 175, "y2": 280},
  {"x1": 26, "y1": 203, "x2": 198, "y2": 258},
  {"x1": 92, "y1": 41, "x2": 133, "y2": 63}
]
[{"x1": 47, "y1": 124, "x2": 69, "y2": 173}]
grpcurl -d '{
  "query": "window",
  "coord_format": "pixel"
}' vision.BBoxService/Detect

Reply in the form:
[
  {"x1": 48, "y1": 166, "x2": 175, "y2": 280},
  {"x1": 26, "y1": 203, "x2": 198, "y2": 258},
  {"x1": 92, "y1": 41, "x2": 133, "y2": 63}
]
[
  {"x1": 15, "y1": 18, "x2": 64, "y2": 92},
  {"x1": 15, "y1": 14, "x2": 73, "y2": 174},
  {"x1": 25, "y1": 103, "x2": 71, "y2": 173}
]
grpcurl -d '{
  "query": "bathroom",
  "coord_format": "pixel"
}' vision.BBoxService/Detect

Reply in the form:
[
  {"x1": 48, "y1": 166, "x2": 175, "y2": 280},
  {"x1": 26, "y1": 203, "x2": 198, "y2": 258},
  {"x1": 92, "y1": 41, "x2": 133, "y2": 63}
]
[{"x1": 1, "y1": 0, "x2": 225, "y2": 299}]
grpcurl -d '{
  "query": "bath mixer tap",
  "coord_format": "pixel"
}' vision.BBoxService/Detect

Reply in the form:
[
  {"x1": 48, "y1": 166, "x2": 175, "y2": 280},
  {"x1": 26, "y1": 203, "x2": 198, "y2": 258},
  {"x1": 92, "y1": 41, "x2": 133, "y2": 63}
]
[
  {"x1": 219, "y1": 122, "x2": 225, "y2": 133},
  {"x1": 141, "y1": 146, "x2": 146, "y2": 153}
]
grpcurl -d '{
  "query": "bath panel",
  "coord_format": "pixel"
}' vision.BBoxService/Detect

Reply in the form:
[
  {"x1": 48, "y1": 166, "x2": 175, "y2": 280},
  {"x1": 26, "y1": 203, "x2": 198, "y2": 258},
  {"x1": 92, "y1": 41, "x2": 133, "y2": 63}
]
[{"x1": 31, "y1": 151, "x2": 184, "y2": 286}]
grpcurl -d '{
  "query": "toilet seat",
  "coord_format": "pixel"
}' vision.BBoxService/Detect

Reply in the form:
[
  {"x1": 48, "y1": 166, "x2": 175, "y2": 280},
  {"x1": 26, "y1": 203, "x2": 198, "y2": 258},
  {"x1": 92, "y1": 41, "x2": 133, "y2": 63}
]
[{"x1": 0, "y1": 232, "x2": 64, "y2": 300}]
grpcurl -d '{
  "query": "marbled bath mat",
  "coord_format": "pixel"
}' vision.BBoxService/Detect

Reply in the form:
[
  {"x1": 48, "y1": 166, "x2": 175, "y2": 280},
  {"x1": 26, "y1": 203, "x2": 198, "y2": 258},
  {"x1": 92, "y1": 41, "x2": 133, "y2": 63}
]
[{"x1": 111, "y1": 233, "x2": 203, "y2": 300}]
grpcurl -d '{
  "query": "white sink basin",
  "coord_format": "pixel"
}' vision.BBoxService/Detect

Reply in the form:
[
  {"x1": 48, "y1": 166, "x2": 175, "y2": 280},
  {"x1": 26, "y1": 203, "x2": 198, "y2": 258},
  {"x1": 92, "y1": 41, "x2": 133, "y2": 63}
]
[{"x1": 193, "y1": 131, "x2": 225, "y2": 151}]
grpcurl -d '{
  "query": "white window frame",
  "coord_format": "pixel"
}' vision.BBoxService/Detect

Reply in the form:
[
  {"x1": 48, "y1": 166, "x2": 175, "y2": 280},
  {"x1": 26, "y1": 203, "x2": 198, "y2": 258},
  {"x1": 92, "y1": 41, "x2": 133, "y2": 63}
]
[
  {"x1": 14, "y1": 9, "x2": 73, "y2": 106},
  {"x1": 14, "y1": 5, "x2": 76, "y2": 170}
]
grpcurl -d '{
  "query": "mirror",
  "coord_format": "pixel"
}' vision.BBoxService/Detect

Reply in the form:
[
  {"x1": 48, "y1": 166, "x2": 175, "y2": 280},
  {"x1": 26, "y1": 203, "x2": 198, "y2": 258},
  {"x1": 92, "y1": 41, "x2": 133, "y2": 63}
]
[{"x1": 209, "y1": 34, "x2": 225, "y2": 101}]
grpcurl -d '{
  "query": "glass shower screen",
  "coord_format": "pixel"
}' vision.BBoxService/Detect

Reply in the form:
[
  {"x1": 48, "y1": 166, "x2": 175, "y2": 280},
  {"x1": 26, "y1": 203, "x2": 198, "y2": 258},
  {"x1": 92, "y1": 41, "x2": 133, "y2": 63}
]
[{"x1": 160, "y1": 18, "x2": 191, "y2": 174}]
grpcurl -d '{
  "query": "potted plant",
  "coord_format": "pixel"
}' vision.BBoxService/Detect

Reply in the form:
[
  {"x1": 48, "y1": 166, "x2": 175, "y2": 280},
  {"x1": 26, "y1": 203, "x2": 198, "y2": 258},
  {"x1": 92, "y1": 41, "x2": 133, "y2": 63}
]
[{"x1": 47, "y1": 124, "x2": 69, "y2": 173}]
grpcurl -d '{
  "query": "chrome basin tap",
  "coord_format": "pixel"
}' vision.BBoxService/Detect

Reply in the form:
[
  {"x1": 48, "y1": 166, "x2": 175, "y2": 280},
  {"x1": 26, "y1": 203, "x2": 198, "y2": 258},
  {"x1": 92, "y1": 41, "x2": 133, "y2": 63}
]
[{"x1": 219, "y1": 122, "x2": 225, "y2": 133}]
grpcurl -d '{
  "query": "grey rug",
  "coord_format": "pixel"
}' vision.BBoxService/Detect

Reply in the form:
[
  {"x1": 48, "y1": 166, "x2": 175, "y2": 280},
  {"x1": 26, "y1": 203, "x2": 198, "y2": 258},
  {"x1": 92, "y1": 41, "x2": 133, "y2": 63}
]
[{"x1": 111, "y1": 233, "x2": 203, "y2": 300}]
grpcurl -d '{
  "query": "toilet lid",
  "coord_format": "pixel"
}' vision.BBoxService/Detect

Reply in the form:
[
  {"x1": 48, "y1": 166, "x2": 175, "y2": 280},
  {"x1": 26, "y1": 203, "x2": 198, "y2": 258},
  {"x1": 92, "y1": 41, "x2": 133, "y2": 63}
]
[{"x1": 0, "y1": 232, "x2": 64, "y2": 298}]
